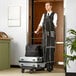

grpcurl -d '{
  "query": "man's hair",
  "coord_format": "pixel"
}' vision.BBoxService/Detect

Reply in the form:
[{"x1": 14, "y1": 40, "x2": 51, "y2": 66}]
[{"x1": 45, "y1": 2, "x2": 53, "y2": 6}]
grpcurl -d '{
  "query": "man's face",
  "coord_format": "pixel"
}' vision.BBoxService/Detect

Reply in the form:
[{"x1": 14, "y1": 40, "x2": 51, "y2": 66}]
[{"x1": 45, "y1": 3, "x2": 52, "y2": 11}]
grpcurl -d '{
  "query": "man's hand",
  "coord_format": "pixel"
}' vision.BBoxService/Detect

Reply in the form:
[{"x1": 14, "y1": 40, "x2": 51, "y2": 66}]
[
  {"x1": 34, "y1": 26, "x2": 42, "y2": 34},
  {"x1": 34, "y1": 31, "x2": 38, "y2": 34}
]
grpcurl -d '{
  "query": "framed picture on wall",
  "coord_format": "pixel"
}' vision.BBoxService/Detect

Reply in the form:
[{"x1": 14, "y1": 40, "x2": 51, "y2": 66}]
[{"x1": 8, "y1": 6, "x2": 21, "y2": 27}]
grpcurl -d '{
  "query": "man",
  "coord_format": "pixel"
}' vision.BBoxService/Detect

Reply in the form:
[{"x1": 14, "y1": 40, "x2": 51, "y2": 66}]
[
  {"x1": 34, "y1": 2, "x2": 57, "y2": 34},
  {"x1": 34, "y1": 2, "x2": 58, "y2": 70}
]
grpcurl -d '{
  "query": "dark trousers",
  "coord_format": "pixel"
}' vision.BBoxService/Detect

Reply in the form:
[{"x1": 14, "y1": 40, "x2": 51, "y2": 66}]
[
  {"x1": 46, "y1": 48, "x2": 55, "y2": 64},
  {"x1": 42, "y1": 31, "x2": 55, "y2": 64}
]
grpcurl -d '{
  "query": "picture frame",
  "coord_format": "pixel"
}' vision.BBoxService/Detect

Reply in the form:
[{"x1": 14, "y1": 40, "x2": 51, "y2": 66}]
[{"x1": 8, "y1": 6, "x2": 21, "y2": 27}]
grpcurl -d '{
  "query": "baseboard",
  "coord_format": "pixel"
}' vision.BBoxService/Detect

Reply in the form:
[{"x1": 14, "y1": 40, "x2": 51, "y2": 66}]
[
  {"x1": 66, "y1": 73, "x2": 76, "y2": 76},
  {"x1": 10, "y1": 65, "x2": 20, "y2": 68}
]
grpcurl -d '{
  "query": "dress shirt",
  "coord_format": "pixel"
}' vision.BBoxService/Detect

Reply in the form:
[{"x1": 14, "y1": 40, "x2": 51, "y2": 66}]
[{"x1": 39, "y1": 11, "x2": 58, "y2": 28}]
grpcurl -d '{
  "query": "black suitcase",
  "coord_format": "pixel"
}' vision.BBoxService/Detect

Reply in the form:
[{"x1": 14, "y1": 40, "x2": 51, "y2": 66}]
[{"x1": 25, "y1": 44, "x2": 43, "y2": 57}]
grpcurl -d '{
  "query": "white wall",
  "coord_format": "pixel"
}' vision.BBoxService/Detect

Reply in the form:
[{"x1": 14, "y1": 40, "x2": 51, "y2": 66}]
[
  {"x1": 64, "y1": 0, "x2": 76, "y2": 73},
  {"x1": 0, "y1": 0, "x2": 29, "y2": 65}
]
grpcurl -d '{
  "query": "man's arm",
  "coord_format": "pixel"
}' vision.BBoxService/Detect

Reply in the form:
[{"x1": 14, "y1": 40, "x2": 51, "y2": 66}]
[
  {"x1": 53, "y1": 13, "x2": 58, "y2": 28},
  {"x1": 34, "y1": 14, "x2": 44, "y2": 34}
]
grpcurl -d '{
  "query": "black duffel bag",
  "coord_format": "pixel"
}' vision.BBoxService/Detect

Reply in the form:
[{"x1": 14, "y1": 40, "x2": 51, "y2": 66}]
[{"x1": 25, "y1": 44, "x2": 43, "y2": 57}]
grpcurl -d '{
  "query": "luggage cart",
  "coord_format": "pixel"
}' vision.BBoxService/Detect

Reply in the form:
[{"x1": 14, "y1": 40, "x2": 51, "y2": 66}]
[{"x1": 19, "y1": 31, "x2": 55, "y2": 73}]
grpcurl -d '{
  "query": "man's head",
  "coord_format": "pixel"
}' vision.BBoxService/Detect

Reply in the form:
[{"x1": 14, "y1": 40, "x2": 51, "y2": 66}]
[{"x1": 45, "y1": 2, "x2": 52, "y2": 12}]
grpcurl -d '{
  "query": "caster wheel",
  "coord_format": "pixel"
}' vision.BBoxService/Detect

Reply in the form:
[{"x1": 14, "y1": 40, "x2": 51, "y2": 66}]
[
  {"x1": 47, "y1": 63, "x2": 53, "y2": 72},
  {"x1": 47, "y1": 67, "x2": 52, "y2": 72},
  {"x1": 29, "y1": 69, "x2": 34, "y2": 73},
  {"x1": 21, "y1": 68, "x2": 25, "y2": 73}
]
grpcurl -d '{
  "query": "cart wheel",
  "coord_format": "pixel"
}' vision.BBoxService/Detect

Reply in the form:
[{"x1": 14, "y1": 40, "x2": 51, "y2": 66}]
[
  {"x1": 21, "y1": 68, "x2": 25, "y2": 73},
  {"x1": 47, "y1": 63, "x2": 53, "y2": 72},
  {"x1": 29, "y1": 69, "x2": 34, "y2": 73},
  {"x1": 47, "y1": 67, "x2": 52, "y2": 72}
]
